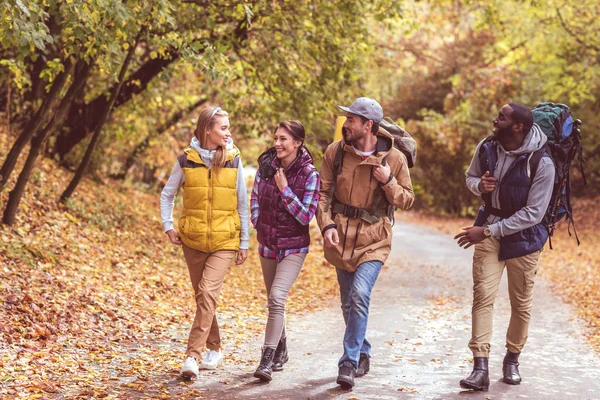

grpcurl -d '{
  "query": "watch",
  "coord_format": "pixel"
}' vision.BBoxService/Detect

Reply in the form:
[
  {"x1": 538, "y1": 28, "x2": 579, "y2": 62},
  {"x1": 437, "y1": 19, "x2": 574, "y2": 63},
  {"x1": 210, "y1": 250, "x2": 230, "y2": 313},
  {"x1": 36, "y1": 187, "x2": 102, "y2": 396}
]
[{"x1": 483, "y1": 227, "x2": 492, "y2": 238}]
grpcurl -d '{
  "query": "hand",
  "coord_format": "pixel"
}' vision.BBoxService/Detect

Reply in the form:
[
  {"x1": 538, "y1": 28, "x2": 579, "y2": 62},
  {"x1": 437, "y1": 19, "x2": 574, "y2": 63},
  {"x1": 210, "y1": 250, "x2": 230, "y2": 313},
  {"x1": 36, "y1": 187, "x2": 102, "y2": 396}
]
[
  {"x1": 374, "y1": 163, "x2": 392, "y2": 184},
  {"x1": 236, "y1": 249, "x2": 248, "y2": 265},
  {"x1": 478, "y1": 171, "x2": 497, "y2": 193},
  {"x1": 166, "y1": 229, "x2": 182, "y2": 245},
  {"x1": 324, "y1": 228, "x2": 339, "y2": 247},
  {"x1": 274, "y1": 168, "x2": 288, "y2": 191},
  {"x1": 454, "y1": 226, "x2": 486, "y2": 249}
]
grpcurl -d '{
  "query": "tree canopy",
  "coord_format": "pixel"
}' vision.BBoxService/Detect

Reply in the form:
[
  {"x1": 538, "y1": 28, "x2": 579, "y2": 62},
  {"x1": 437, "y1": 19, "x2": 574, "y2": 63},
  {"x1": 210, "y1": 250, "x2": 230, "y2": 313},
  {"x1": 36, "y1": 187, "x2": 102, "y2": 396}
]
[{"x1": 0, "y1": 0, "x2": 598, "y2": 221}]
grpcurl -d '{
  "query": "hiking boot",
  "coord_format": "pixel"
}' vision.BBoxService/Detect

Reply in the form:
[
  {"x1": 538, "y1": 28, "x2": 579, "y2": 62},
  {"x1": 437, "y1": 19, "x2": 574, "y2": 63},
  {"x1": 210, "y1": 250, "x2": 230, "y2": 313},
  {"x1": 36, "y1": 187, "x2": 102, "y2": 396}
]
[
  {"x1": 336, "y1": 364, "x2": 355, "y2": 389},
  {"x1": 200, "y1": 349, "x2": 222, "y2": 370},
  {"x1": 253, "y1": 347, "x2": 276, "y2": 382},
  {"x1": 181, "y1": 356, "x2": 199, "y2": 380},
  {"x1": 272, "y1": 336, "x2": 289, "y2": 371},
  {"x1": 460, "y1": 357, "x2": 489, "y2": 391},
  {"x1": 502, "y1": 350, "x2": 522, "y2": 385},
  {"x1": 356, "y1": 354, "x2": 370, "y2": 377}
]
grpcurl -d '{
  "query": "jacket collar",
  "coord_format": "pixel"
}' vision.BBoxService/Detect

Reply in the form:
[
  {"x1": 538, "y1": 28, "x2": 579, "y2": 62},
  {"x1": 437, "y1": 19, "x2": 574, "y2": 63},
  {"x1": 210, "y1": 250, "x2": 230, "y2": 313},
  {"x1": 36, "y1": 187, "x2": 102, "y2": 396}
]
[
  {"x1": 184, "y1": 142, "x2": 240, "y2": 166},
  {"x1": 342, "y1": 128, "x2": 393, "y2": 165}
]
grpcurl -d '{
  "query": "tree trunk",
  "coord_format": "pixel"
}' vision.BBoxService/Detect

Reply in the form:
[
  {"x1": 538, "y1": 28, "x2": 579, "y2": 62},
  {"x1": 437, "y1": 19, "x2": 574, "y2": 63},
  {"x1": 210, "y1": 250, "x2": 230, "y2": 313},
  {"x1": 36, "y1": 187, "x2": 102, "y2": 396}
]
[
  {"x1": 52, "y1": 50, "x2": 179, "y2": 160},
  {"x1": 111, "y1": 96, "x2": 209, "y2": 179},
  {"x1": 0, "y1": 57, "x2": 76, "y2": 190},
  {"x1": 60, "y1": 34, "x2": 141, "y2": 203},
  {"x1": 2, "y1": 60, "x2": 91, "y2": 225},
  {"x1": 5, "y1": 69, "x2": 10, "y2": 154},
  {"x1": 51, "y1": 17, "x2": 249, "y2": 160}
]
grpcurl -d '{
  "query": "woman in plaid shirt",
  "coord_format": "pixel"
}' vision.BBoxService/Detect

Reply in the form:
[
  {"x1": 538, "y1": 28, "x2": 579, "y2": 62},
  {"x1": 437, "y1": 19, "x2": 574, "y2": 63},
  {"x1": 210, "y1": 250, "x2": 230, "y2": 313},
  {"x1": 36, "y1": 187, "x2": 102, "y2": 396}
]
[{"x1": 251, "y1": 120, "x2": 320, "y2": 382}]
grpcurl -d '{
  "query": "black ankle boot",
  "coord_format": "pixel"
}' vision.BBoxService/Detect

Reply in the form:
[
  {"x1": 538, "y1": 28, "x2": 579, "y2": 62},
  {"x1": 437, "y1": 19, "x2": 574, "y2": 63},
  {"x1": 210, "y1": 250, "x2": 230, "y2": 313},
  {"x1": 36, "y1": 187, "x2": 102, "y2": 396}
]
[
  {"x1": 460, "y1": 357, "x2": 489, "y2": 391},
  {"x1": 503, "y1": 350, "x2": 521, "y2": 385},
  {"x1": 254, "y1": 347, "x2": 276, "y2": 382},
  {"x1": 272, "y1": 336, "x2": 288, "y2": 371},
  {"x1": 336, "y1": 363, "x2": 355, "y2": 389}
]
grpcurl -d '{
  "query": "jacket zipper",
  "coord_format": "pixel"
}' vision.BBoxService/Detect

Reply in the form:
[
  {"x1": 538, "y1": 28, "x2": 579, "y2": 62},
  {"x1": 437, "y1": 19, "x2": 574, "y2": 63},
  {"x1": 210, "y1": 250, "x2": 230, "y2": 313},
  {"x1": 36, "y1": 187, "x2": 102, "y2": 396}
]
[
  {"x1": 208, "y1": 168, "x2": 212, "y2": 252},
  {"x1": 341, "y1": 219, "x2": 350, "y2": 258},
  {"x1": 351, "y1": 222, "x2": 362, "y2": 259}
]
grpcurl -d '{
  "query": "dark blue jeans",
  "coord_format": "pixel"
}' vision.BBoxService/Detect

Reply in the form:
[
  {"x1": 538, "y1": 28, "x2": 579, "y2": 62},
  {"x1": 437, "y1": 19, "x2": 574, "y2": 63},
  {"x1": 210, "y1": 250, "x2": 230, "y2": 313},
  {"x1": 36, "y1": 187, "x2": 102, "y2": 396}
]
[{"x1": 335, "y1": 260, "x2": 383, "y2": 369}]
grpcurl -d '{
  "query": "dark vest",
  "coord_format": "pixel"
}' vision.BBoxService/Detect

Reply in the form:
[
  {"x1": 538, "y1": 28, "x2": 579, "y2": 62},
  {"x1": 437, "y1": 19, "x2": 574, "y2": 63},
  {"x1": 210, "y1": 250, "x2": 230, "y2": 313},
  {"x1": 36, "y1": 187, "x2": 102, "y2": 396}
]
[
  {"x1": 474, "y1": 140, "x2": 549, "y2": 261},
  {"x1": 256, "y1": 147, "x2": 316, "y2": 251}
]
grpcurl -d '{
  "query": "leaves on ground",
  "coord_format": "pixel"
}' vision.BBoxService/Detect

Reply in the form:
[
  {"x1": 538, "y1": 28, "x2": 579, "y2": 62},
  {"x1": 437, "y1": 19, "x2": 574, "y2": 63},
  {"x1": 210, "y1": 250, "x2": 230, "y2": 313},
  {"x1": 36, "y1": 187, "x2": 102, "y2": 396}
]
[{"x1": 0, "y1": 155, "x2": 337, "y2": 399}]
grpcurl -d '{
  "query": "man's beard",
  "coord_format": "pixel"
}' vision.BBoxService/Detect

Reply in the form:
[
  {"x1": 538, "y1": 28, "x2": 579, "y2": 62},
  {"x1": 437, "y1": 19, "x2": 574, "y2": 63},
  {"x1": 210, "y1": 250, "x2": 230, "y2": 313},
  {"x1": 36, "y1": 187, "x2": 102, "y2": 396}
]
[
  {"x1": 343, "y1": 127, "x2": 367, "y2": 142},
  {"x1": 494, "y1": 125, "x2": 512, "y2": 139}
]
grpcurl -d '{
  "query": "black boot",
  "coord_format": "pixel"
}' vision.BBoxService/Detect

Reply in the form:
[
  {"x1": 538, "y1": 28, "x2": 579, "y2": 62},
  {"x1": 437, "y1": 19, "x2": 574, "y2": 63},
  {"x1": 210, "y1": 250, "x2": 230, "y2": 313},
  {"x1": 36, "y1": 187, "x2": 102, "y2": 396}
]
[
  {"x1": 253, "y1": 347, "x2": 276, "y2": 382},
  {"x1": 336, "y1": 363, "x2": 355, "y2": 389},
  {"x1": 356, "y1": 354, "x2": 370, "y2": 377},
  {"x1": 460, "y1": 357, "x2": 489, "y2": 391},
  {"x1": 272, "y1": 336, "x2": 288, "y2": 371},
  {"x1": 503, "y1": 350, "x2": 521, "y2": 385}
]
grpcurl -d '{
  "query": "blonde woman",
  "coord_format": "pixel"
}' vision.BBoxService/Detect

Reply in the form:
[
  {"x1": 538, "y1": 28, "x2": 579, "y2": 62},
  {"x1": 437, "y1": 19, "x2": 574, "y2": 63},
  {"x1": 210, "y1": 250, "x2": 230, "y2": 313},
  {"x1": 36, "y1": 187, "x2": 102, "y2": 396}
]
[{"x1": 160, "y1": 106, "x2": 249, "y2": 379}]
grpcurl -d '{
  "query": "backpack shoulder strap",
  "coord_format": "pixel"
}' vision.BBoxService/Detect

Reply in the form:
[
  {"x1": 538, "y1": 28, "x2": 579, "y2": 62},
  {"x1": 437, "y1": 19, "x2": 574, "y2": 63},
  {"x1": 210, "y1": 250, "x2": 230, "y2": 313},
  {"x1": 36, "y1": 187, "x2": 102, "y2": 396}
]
[
  {"x1": 323, "y1": 141, "x2": 345, "y2": 213},
  {"x1": 529, "y1": 143, "x2": 550, "y2": 182}
]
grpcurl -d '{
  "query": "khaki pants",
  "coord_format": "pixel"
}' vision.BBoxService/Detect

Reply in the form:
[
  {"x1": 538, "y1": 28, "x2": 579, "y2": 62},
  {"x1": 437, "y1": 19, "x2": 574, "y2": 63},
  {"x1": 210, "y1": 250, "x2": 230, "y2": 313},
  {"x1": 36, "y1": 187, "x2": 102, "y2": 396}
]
[
  {"x1": 469, "y1": 236, "x2": 541, "y2": 357},
  {"x1": 260, "y1": 253, "x2": 307, "y2": 348},
  {"x1": 182, "y1": 244, "x2": 236, "y2": 359}
]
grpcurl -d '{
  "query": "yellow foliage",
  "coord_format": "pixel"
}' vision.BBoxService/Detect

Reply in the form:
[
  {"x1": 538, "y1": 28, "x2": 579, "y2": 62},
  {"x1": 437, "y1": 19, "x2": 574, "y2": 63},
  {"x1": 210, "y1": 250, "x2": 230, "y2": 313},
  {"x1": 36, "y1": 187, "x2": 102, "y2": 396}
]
[{"x1": 0, "y1": 142, "x2": 336, "y2": 398}]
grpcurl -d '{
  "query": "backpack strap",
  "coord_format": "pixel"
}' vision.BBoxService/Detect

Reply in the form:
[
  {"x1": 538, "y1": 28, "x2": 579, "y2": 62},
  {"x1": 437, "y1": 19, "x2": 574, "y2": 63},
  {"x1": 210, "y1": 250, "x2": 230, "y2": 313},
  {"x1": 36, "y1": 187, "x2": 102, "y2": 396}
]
[
  {"x1": 323, "y1": 141, "x2": 345, "y2": 213},
  {"x1": 325, "y1": 140, "x2": 393, "y2": 224},
  {"x1": 529, "y1": 143, "x2": 549, "y2": 182}
]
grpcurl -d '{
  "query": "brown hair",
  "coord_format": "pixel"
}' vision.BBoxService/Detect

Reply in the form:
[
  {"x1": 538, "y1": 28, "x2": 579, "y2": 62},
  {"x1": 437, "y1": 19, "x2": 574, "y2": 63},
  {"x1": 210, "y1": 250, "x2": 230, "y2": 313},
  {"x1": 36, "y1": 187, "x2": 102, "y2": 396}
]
[
  {"x1": 277, "y1": 120, "x2": 305, "y2": 141},
  {"x1": 276, "y1": 120, "x2": 313, "y2": 160},
  {"x1": 194, "y1": 106, "x2": 229, "y2": 173}
]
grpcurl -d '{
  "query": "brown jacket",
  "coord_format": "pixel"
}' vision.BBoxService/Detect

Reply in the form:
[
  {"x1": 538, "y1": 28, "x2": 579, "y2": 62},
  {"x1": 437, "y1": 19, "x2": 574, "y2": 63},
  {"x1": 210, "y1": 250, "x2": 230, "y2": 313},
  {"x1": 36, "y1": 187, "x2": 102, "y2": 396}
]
[{"x1": 316, "y1": 128, "x2": 414, "y2": 271}]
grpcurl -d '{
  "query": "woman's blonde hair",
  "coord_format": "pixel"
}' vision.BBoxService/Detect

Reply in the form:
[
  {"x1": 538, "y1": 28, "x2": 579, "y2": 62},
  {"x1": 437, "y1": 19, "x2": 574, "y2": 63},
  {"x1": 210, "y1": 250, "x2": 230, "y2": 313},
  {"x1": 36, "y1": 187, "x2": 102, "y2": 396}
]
[{"x1": 194, "y1": 106, "x2": 229, "y2": 173}]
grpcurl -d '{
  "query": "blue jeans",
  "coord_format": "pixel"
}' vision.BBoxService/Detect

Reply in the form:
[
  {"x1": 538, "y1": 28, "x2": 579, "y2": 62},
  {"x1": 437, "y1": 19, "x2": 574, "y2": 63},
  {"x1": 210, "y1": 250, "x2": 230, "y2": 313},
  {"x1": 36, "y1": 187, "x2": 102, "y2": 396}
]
[{"x1": 335, "y1": 260, "x2": 383, "y2": 368}]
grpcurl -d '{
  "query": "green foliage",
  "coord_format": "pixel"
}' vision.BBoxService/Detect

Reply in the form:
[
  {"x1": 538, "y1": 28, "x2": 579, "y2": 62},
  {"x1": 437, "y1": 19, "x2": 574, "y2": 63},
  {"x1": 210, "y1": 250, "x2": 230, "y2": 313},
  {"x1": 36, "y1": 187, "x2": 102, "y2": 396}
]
[
  {"x1": 2, "y1": 0, "x2": 598, "y2": 217},
  {"x1": 366, "y1": 0, "x2": 599, "y2": 214}
]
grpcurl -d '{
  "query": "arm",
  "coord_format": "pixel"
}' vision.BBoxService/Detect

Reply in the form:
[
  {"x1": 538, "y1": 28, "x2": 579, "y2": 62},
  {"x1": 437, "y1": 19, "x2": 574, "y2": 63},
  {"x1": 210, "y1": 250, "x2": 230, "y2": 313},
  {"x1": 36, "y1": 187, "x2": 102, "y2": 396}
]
[
  {"x1": 466, "y1": 139, "x2": 486, "y2": 196},
  {"x1": 488, "y1": 157, "x2": 555, "y2": 238},
  {"x1": 316, "y1": 144, "x2": 337, "y2": 233},
  {"x1": 381, "y1": 152, "x2": 415, "y2": 210},
  {"x1": 236, "y1": 159, "x2": 250, "y2": 250},
  {"x1": 250, "y1": 169, "x2": 261, "y2": 228},
  {"x1": 280, "y1": 170, "x2": 320, "y2": 225},
  {"x1": 160, "y1": 161, "x2": 184, "y2": 232}
]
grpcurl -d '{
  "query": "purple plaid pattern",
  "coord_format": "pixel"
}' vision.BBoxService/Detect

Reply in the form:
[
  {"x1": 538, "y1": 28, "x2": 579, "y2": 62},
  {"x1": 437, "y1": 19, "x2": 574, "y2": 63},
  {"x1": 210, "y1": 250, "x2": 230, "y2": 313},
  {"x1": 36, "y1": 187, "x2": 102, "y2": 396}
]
[{"x1": 251, "y1": 169, "x2": 320, "y2": 261}]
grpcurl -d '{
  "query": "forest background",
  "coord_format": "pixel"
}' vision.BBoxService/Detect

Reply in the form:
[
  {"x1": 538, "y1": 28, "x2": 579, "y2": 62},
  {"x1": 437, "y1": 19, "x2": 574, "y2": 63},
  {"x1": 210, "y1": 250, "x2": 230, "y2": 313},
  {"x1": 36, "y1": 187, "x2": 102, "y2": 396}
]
[{"x1": 1, "y1": 1, "x2": 599, "y2": 398}]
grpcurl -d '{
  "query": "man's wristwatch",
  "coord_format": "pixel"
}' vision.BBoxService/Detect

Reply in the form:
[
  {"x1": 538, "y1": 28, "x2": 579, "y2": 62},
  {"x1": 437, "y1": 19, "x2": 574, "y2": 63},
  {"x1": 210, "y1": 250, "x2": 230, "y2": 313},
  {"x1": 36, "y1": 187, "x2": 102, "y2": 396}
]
[{"x1": 483, "y1": 227, "x2": 492, "y2": 238}]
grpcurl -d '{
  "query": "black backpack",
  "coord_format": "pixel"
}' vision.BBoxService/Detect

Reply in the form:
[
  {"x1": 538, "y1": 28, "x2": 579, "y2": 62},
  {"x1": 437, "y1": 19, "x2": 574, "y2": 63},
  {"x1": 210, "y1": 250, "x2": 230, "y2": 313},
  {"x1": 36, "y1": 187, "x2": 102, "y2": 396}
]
[{"x1": 531, "y1": 102, "x2": 585, "y2": 247}]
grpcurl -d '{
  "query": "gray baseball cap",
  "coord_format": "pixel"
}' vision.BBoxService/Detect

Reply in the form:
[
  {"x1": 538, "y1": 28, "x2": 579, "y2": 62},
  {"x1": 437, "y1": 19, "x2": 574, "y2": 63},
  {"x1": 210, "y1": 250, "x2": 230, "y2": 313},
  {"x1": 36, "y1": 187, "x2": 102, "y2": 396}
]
[{"x1": 337, "y1": 97, "x2": 383, "y2": 123}]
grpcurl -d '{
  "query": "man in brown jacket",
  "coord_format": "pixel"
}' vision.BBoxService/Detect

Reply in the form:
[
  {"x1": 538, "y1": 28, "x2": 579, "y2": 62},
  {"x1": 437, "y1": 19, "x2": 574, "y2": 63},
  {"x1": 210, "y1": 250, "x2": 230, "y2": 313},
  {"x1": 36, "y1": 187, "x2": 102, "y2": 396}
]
[{"x1": 317, "y1": 97, "x2": 415, "y2": 389}]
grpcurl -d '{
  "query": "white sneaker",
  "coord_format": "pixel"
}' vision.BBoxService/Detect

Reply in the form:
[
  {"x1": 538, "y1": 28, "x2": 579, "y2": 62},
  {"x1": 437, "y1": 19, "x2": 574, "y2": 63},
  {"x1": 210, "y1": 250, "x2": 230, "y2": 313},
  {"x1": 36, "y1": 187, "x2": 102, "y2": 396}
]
[
  {"x1": 200, "y1": 349, "x2": 223, "y2": 370},
  {"x1": 181, "y1": 356, "x2": 199, "y2": 379}
]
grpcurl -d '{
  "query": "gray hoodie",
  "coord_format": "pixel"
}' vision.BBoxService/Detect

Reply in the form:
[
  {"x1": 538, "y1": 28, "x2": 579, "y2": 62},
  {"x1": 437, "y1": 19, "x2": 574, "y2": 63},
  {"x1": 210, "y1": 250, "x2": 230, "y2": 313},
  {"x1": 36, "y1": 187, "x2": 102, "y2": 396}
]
[{"x1": 465, "y1": 124, "x2": 555, "y2": 238}]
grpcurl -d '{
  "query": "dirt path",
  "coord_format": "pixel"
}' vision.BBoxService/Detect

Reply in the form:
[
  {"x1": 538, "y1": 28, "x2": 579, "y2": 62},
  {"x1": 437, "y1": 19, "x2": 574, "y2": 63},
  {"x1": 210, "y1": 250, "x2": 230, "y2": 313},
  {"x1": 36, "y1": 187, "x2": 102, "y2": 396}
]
[{"x1": 172, "y1": 221, "x2": 600, "y2": 399}]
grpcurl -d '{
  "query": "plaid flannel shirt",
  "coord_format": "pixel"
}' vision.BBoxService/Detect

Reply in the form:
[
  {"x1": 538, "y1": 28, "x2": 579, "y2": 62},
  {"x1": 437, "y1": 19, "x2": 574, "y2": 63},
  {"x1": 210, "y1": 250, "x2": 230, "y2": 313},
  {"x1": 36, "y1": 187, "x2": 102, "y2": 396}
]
[{"x1": 251, "y1": 169, "x2": 320, "y2": 261}]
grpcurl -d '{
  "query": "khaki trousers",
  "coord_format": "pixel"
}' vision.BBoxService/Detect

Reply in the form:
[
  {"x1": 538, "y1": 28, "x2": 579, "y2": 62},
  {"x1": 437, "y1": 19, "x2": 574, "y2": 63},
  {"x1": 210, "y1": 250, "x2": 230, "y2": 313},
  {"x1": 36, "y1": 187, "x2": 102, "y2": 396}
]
[
  {"x1": 260, "y1": 253, "x2": 307, "y2": 348},
  {"x1": 182, "y1": 244, "x2": 236, "y2": 359},
  {"x1": 469, "y1": 236, "x2": 541, "y2": 357}
]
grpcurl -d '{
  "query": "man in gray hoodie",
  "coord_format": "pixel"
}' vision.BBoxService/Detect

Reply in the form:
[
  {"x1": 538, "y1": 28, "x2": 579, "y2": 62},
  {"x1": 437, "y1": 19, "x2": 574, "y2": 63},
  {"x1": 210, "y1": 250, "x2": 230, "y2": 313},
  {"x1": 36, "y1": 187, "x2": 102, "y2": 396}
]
[{"x1": 454, "y1": 103, "x2": 555, "y2": 391}]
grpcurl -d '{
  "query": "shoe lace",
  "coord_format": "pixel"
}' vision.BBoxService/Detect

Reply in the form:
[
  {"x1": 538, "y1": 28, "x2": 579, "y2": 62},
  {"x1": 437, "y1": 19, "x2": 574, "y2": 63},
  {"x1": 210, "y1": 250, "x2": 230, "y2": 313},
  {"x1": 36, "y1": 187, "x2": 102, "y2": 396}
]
[{"x1": 274, "y1": 345, "x2": 284, "y2": 360}]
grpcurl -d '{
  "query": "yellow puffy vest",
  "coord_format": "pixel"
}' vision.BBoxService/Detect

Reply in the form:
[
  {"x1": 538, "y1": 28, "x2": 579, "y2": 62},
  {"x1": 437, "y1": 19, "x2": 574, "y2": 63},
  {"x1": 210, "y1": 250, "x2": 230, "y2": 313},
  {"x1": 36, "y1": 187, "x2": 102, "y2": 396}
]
[{"x1": 177, "y1": 146, "x2": 241, "y2": 253}]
